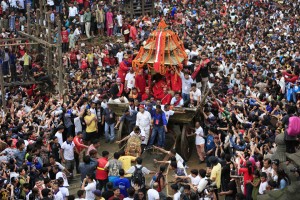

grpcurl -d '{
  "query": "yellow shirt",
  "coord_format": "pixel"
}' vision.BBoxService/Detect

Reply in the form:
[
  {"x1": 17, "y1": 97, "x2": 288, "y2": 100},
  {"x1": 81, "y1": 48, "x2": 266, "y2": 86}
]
[
  {"x1": 85, "y1": 114, "x2": 97, "y2": 133},
  {"x1": 118, "y1": 156, "x2": 136, "y2": 177},
  {"x1": 210, "y1": 163, "x2": 222, "y2": 189},
  {"x1": 23, "y1": 53, "x2": 30, "y2": 65},
  {"x1": 87, "y1": 53, "x2": 94, "y2": 63}
]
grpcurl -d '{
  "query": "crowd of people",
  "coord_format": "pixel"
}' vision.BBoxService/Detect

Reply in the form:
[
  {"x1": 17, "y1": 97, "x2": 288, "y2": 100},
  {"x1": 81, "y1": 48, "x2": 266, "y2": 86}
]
[{"x1": 1, "y1": 0, "x2": 300, "y2": 199}]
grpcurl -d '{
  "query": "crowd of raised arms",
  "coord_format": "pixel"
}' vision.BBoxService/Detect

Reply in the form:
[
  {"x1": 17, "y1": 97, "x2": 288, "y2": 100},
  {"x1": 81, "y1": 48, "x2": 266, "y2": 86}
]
[{"x1": 0, "y1": 0, "x2": 300, "y2": 199}]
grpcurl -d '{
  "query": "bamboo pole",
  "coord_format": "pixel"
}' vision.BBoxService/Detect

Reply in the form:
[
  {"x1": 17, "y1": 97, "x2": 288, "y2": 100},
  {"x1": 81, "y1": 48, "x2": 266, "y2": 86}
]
[
  {"x1": 0, "y1": 62, "x2": 6, "y2": 113},
  {"x1": 26, "y1": 3, "x2": 30, "y2": 35},
  {"x1": 18, "y1": 31, "x2": 57, "y2": 47},
  {"x1": 57, "y1": 20, "x2": 63, "y2": 98},
  {"x1": 0, "y1": 43, "x2": 38, "y2": 47}
]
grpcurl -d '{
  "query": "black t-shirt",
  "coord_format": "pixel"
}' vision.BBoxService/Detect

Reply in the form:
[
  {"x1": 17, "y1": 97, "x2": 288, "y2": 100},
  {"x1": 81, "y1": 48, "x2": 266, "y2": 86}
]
[
  {"x1": 102, "y1": 190, "x2": 114, "y2": 200},
  {"x1": 226, "y1": 179, "x2": 237, "y2": 198},
  {"x1": 221, "y1": 162, "x2": 232, "y2": 191}
]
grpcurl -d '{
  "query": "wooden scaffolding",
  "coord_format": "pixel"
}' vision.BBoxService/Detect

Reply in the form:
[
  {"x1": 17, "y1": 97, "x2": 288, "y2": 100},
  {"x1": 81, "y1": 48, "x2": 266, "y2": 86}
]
[
  {"x1": 0, "y1": 1, "x2": 65, "y2": 112},
  {"x1": 122, "y1": 0, "x2": 154, "y2": 18}
]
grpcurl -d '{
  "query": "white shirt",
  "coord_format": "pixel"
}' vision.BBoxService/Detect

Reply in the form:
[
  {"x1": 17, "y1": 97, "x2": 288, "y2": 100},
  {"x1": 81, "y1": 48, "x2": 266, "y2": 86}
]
[
  {"x1": 47, "y1": 0, "x2": 54, "y2": 6},
  {"x1": 61, "y1": 141, "x2": 75, "y2": 160},
  {"x1": 116, "y1": 51, "x2": 124, "y2": 63},
  {"x1": 85, "y1": 180, "x2": 97, "y2": 200},
  {"x1": 53, "y1": 190, "x2": 64, "y2": 200},
  {"x1": 69, "y1": 6, "x2": 78, "y2": 17},
  {"x1": 195, "y1": 126, "x2": 205, "y2": 145},
  {"x1": 116, "y1": 14, "x2": 123, "y2": 27},
  {"x1": 1, "y1": 1, "x2": 9, "y2": 11},
  {"x1": 173, "y1": 191, "x2": 181, "y2": 200},
  {"x1": 74, "y1": 28, "x2": 81, "y2": 37},
  {"x1": 136, "y1": 111, "x2": 151, "y2": 128},
  {"x1": 163, "y1": 110, "x2": 174, "y2": 122},
  {"x1": 188, "y1": 175, "x2": 201, "y2": 186},
  {"x1": 170, "y1": 97, "x2": 184, "y2": 107},
  {"x1": 59, "y1": 187, "x2": 69, "y2": 199},
  {"x1": 190, "y1": 88, "x2": 201, "y2": 101},
  {"x1": 9, "y1": 0, "x2": 17, "y2": 8},
  {"x1": 261, "y1": 166, "x2": 272, "y2": 175},
  {"x1": 147, "y1": 188, "x2": 160, "y2": 200},
  {"x1": 56, "y1": 171, "x2": 69, "y2": 187},
  {"x1": 125, "y1": 72, "x2": 135, "y2": 89},
  {"x1": 259, "y1": 181, "x2": 268, "y2": 194},
  {"x1": 55, "y1": 131, "x2": 63, "y2": 146},
  {"x1": 197, "y1": 177, "x2": 208, "y2": 193}
]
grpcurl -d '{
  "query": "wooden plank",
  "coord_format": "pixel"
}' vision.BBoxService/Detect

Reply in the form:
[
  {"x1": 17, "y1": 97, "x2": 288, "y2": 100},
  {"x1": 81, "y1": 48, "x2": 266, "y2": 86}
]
[
  {"x1": 0, "y1": 38, "x2": 27, "y2": 41},
  {"x1": 18, "y1": 31, "x2": 56, "y2": 47},
  {"x1": 0, "y1": 43, "x2": 38, "y2": 47},
  {"x1": 3, "y1": 81, "x2": 42, "y2": 87}
]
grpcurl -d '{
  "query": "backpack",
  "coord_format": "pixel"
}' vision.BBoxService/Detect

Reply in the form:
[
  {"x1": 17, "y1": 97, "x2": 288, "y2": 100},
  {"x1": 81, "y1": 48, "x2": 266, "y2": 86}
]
[
  {"x1": 132, "y1": 166, "x2": 145, "y2": 187},
  {"x1": 287, "y1": 116, "x2": 300, "y2": 136}
]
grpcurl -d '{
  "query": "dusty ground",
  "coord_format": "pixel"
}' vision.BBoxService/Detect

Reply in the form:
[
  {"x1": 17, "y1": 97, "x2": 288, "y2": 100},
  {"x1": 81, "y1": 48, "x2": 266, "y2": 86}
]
[{"x1": 68, "y1": 133, "x2": 206, "y2": 197}]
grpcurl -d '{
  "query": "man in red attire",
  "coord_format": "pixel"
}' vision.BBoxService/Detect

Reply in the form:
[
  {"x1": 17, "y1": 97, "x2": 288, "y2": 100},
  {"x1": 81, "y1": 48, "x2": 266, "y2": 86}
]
[
  {"x1": 169, "y1": 69, "x2": 182, "y2": 92},
  {"x1": 161, "y1": 87, "x2": 172, "y2": 105},
  {"x1": 96, "y1": 151, "x2": 109, "y2": 191},
  {"x1": 116, "y1": 78, "x2": 124, "y2": 97},
  {"x1": 135, "y1": 69, "x2": 146, "y2": 95},
  {"x1": 118, "y1": 54, "x2": 129, "y2": 83},
  {"x1": 142, "y1": 87, "x2": 151, "y2": 101},
  {"x1": 152, "y1": 78, "x2": 168, "y2": 100}
]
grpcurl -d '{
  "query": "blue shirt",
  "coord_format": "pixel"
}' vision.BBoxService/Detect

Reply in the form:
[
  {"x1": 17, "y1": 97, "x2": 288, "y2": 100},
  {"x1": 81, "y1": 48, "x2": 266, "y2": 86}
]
[
  {"x1": 206, "y1": 134, "x2": 215, "y2": 151},
  {"x1": 114, "y1": 177, "x2": 130, "y2": 197},
  {"x1": 152, "y1": 111, "x2": 167, "y2": 126}
]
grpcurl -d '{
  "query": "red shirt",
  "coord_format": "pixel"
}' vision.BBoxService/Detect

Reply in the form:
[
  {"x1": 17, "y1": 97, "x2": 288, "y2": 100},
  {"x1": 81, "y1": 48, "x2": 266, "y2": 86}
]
[
  {"x1": 73, "y1": 136, "x2": 85, "y2": 153},
  {"x1": 96, "y1": 157, "x2": 108, "y2": 180},
  {"x1": 61, "y1": 30, "x2": 69, "y2": 43}
]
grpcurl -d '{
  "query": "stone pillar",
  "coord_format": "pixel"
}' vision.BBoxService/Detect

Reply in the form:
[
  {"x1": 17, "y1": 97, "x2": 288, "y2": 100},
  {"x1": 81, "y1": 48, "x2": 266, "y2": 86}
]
[{"x1": 271, "y1": 133, "x2": 286, "y2": 162}]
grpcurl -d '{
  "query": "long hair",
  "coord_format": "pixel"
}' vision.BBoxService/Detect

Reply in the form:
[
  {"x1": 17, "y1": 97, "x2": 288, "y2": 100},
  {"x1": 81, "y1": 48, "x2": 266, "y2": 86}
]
[
  {"x1": 277, "y1": 168, "x2": 290, "y2": 187},
  {"x1": 246, "y1": 161, "x2": 253, "y2": 175}
]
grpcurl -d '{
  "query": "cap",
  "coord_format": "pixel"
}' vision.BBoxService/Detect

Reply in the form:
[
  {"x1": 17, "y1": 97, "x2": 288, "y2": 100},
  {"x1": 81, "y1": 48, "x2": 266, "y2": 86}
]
[
  {"x1": 139, "y1": 105, "x2": 145, "y2": 109},
  {"x1": 93, "y1": 190, "x2": 102, "y2": 196}
]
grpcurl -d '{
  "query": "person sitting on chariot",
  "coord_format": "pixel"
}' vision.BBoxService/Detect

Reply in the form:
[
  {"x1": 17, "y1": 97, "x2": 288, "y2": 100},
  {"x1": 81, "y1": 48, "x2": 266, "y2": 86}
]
[
  {"x1": 152, "y1": 74, "x2": 168, "y2": 100},
  {"x1": 170, "y1": 92, "x2": 184, "y2": 107},
  {"x1": 161, "y1": 87, "x2": 172, "y2": 105},
  {"x1": 141, "y1": 87, "x2": 151, "y2": 101},
  {"x1": 190, "y1": 83, "x2": 201, "y2": 107}
]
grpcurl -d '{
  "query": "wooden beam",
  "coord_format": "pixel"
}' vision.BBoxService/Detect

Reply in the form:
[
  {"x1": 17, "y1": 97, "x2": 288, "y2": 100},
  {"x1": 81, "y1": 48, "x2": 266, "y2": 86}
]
[
  {"x1": 18, "y1": 31, "x2": 56, "y2": 47},
  {"x1": 0, "y1": 62, "x2": 6, "y2": 112},
  {"x1": 57, "y1": 20, "x2": 64, "y2": 98},
  {"x1": 0, "y1": 43, "x2": 39, "y2": 47},
  {"x1": 3, "y1": 81, "x2": 42, "y2": 87},
  {"x1": 0, "y1": 38, "x2": 27, "y2": 41},
  {"x1": 26, "y1": 3, "x2": 31, "y2": 35}
]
